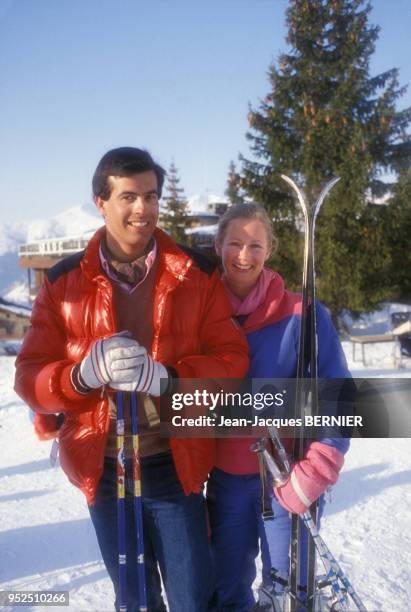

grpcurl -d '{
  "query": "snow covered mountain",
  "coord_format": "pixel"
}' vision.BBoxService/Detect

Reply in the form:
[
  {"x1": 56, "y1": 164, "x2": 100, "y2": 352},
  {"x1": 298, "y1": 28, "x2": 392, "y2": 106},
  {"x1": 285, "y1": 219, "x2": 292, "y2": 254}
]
[
  {"x1": 0, "y1": 203, "x2": 103, "y2": 300},
  {"x1": 0, "y1": 202, "x2": 102, "y2": 257}
]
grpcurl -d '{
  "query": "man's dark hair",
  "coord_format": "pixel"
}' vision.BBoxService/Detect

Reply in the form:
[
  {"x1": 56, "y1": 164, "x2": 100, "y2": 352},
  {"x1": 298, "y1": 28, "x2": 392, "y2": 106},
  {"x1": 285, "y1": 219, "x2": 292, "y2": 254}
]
[{"x1": 92, "y1": 147, "x2": 166, "y2": 200}]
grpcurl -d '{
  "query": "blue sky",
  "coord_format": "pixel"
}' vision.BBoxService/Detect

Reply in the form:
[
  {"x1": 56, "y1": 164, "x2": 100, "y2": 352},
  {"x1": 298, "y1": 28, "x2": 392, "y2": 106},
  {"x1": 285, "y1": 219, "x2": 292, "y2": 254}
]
[{"x1": 0, "y1": 0, "x2": 410, "y2": 225}]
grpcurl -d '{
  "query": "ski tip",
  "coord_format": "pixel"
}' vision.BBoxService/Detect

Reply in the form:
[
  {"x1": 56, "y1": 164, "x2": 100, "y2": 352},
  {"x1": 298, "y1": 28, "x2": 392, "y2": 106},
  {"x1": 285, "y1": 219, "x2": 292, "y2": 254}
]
[{"x1": 326, "y1": 176, "x2": 341, "y2": 189}]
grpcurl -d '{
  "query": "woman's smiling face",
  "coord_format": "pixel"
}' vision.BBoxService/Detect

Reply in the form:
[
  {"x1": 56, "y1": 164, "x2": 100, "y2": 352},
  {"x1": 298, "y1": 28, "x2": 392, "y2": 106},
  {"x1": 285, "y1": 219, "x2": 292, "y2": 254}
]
[{"x1": 216, "y1": 217, "x2": 271, "y2": 299}]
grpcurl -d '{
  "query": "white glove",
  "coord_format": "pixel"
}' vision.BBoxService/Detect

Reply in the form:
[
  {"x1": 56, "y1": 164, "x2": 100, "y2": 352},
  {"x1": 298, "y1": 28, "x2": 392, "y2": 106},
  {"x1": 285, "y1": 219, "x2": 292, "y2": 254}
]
[
  {"x1": 79, "y1": 333, "x2": 145, "y2": 390},
  {"x1": 110, "y1": 345, "x2": 169, "y2": 396}
]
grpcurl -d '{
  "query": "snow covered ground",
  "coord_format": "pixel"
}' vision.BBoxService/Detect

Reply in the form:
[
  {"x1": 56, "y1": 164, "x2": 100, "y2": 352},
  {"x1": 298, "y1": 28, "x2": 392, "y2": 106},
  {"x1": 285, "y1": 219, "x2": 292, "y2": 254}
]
[{"x1": 0, "y1": 343, "x2": 410, "y2": 611}]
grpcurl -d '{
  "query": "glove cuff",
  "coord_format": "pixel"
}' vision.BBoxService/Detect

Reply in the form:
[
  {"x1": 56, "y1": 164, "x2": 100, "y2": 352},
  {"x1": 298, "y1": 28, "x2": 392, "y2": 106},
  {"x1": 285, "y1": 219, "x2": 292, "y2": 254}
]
[
  {"x1": 71, "y1": 363, "x2": 94, "y2": 395},
  {"x1": 163, "y1": 366, "x2": 179, "y2": 395}
]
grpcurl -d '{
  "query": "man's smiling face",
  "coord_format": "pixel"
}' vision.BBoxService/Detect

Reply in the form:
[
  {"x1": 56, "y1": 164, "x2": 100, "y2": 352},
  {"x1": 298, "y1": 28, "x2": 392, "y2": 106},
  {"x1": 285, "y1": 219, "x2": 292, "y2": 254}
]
[{"x1": 95, "y1": 171, "x2": 159, "y2": 261}]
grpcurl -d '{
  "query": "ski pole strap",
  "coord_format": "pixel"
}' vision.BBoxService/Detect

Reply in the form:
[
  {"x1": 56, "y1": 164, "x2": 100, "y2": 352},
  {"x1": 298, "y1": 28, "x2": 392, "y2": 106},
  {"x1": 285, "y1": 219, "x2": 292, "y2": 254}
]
[
  {"x1": 257, "y1": 447, "x2": 274, "y2": 521},
  {"x1": 290, "y1": 471, "x2": 313, "y2": 509},
  {"x1": 269, "y1": 568, "x2": 289, "y2": 589}
]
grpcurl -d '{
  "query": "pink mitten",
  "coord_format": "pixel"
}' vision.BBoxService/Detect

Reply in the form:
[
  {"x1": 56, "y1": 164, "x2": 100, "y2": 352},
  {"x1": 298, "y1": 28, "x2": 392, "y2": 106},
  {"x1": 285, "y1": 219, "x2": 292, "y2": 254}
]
[{"x1": 274, "y1": 441, "x2": 344, "y2": 514}]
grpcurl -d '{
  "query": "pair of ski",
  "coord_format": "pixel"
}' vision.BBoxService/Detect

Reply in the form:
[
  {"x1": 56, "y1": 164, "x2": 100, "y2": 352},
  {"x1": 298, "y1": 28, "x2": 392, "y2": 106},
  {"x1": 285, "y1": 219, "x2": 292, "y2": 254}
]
[{"x1": 256, "y1": 176, "x2": 367, "y2": 611}]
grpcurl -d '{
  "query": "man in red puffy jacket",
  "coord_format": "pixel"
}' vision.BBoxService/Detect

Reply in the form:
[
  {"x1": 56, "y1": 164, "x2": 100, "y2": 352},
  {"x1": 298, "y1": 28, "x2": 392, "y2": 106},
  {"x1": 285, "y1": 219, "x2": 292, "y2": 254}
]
[{"x1": 15, "y1": 147, "x2": 248, "y2": 612}]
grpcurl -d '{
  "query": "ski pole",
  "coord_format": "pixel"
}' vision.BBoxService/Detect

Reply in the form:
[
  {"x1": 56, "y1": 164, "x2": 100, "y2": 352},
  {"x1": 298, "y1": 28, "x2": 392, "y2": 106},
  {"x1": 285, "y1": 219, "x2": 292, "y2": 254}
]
[
  {"x1": 130, "y1": 392, "x2": 148, "y2": 612},
  {"x1": 269, "y1": 428, "x2": 366, "y2": 611},
  {"x1": 116, "y1": 392, "x2": 127, "y2": 612},
  {"x1": 301, "y1": 511, "x2": 367, "y2": 612},
  {"x1": 253, "y1": 433, "x2": 367, "y2": 611}
]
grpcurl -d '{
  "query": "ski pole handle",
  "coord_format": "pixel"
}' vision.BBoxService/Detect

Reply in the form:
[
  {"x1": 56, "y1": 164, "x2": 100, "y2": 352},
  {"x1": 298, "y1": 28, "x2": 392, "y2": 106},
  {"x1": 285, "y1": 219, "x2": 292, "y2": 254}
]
[
  {"x1": 267, "y1": 424, "x2": 291, "y2": 474},
  {"x1": 251, "y1": 439, "x2": 290, "y2": 486}
]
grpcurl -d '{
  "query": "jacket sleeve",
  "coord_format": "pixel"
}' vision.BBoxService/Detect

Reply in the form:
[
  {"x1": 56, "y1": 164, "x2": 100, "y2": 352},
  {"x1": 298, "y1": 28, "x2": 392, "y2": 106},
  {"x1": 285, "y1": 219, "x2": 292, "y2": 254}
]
[
  {"x1": 14, "y1": 277, "x2": 100, "y2": 414},
  {"x1": 171, "y1": 270, "x2": 249, "y2": 381},
  {"x1": 316, "y1": 301, "x2": 354, "y2": 455}
]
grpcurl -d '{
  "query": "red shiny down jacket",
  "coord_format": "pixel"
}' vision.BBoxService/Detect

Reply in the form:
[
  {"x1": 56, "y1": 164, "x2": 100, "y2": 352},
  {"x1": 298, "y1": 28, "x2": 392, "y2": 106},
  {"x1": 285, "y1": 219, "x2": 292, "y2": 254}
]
[{"x1": 15, "y1": 227, "x2": 248, "y2": 504}]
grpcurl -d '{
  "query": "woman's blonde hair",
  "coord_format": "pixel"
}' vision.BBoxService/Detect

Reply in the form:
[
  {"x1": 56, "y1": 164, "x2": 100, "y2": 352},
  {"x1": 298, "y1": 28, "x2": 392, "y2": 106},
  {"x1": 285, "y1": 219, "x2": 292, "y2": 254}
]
[{"x1": 215, "y1": 202, "x2": 276, "y2": 253}]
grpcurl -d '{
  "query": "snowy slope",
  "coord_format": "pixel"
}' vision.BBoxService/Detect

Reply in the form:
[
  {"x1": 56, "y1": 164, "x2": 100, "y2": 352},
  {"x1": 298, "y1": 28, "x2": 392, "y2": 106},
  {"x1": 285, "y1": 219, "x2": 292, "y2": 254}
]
[
  {"x1": 0, "y1": 203, "x2": 101, "y2": 256},
  {"x1": 0, "y1": 345, "x2": 410, "y2": 611},
  {"x1": 3, "y1": 282, "x2": 31, "y2": 305},
  {"x1": 0, "y1": 356, "x2": 111, "y2": 612}
]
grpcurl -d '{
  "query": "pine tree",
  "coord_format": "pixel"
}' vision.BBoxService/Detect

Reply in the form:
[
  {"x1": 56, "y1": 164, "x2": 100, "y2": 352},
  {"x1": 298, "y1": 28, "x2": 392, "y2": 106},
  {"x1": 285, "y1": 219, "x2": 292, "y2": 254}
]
[
  {"x1": 225, "y1": 161, "x2": 244, "y2": 205},
  {"x1": 241, "y1": 0, "x2": 411, "y2": 320},
  {"x1": 160, "y1": 162, "x2": 189, "y2": 243},
  {"x1": 385, "y1": 168, "x2": 411, "y2": 303}
]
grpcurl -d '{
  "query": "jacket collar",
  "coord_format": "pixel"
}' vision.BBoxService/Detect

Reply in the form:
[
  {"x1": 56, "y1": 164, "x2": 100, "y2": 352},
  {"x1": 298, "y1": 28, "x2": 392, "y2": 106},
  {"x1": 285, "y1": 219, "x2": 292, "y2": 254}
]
[
  {"x1": 241, "y1": 271, "x2": 286, "y2": 333},
  {"x1": 81, "y1": 226, "x2": 193, "y2": 283}
]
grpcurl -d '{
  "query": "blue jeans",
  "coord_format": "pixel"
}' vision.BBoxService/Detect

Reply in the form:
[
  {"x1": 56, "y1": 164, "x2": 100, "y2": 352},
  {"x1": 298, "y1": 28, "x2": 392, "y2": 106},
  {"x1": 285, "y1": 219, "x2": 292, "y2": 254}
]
[
  {"x1": 89, "y1": 453, "x2": 215, "y2": 612},
  {"x1": 207, "y1": 468, "x2": 324, "y2": 611},
  {"x1": 207, "y1": 469, "x2": 264, "y2": 611}
]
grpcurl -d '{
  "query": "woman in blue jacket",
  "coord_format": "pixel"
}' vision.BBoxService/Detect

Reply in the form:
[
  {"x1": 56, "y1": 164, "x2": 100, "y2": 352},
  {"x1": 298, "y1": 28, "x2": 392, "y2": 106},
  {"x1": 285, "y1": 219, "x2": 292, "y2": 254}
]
[{"x1": 207, "y1": 203, "x2": 351, "y2": 611}]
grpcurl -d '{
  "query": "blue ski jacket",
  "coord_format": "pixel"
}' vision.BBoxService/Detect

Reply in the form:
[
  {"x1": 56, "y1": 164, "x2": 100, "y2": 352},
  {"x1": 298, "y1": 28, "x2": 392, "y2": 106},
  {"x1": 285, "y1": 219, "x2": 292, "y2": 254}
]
[{"x1": 215, "y1": 269, "x2": 351, "y2": 474}]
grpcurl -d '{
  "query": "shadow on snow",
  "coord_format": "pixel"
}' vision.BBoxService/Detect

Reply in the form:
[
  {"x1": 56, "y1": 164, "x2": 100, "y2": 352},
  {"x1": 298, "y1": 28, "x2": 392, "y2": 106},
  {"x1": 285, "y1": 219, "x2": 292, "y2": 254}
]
[
  {"x1": 0, "y1": 459, "x2": 51, "y2": 479},
  {"x1": 0, "y1": 518, "x2": 102, "y2": 584},
  {"x1": 325, "y1": 462, "x2": 411, "y2": 515}
]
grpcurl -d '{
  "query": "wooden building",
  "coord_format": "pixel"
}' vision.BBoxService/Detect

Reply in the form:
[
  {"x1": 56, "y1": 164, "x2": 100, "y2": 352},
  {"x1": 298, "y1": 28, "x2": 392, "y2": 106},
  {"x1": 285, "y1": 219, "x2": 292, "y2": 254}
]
[
  {"x1": 0, "y1": 298, "x2": 31, "y2": 340},
  {"x1": 18, "y1": 233, "x2": 93, "y2": 300}
]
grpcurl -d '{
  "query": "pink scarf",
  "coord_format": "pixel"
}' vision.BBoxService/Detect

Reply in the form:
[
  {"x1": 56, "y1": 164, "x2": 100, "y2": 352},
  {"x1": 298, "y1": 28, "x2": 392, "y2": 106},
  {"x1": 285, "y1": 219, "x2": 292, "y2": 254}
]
[{"x1": 222, "y1": 267, "x2": 277, "y2": 315}]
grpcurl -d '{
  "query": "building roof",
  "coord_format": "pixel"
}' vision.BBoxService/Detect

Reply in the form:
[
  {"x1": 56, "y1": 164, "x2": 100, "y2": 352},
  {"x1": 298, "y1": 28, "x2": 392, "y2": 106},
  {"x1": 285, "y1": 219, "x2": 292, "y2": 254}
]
[
  {"x1": 0, "y1": 297, "x2": 32, "y2": 318},
  {"x1": 185, "y1": 224, "x2": 218, "y2": 236}
]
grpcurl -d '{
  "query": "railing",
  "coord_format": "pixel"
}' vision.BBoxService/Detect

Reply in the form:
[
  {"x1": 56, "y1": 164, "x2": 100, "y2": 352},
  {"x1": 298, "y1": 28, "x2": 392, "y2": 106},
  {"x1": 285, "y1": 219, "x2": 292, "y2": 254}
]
[
  {"x1": 18, "y1": 220, "x2": 220, "y2": 259},
  {"x1": 19, "y1": 235, "x2": 91, "y2": 257}
]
